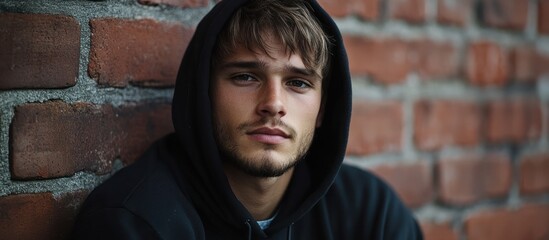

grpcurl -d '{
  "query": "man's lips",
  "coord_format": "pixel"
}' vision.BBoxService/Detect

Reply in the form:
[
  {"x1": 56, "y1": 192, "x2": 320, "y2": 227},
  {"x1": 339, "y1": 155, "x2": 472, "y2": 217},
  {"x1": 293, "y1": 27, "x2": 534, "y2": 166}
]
[
  {"x1": 248, "y1": 127, "x2": 290, "y2": 137},
  {"x1": 246, "y1": 127, "x2": 290, "y2": 144}
]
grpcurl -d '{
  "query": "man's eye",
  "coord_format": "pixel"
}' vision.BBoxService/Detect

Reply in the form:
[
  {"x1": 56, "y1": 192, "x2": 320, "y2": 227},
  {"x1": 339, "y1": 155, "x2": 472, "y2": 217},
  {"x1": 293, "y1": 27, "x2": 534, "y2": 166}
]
[
  {"x1": 287, "y1": 80, "x2": 311, "y2": 88},
  {"x1": 232, "y1": 74, "x2": 256, "y2": 82}
]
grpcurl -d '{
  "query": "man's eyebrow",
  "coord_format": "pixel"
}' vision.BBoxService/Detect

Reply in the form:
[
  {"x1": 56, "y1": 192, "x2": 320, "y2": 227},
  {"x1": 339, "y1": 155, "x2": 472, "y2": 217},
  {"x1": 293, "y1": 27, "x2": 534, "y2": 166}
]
[
  {"x1": 219, "y1": 60, "x2": 320, "y2": 79},
  {"x1": 284, "y1": 65, "x2": 317, "y2": 78}
]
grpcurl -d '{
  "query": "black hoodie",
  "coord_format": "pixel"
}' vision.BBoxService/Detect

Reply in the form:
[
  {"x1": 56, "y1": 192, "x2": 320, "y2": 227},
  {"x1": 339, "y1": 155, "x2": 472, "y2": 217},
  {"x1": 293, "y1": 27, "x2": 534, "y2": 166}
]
[{"x1": 72, "y1": 0, "x2": 423, "y2": 239}]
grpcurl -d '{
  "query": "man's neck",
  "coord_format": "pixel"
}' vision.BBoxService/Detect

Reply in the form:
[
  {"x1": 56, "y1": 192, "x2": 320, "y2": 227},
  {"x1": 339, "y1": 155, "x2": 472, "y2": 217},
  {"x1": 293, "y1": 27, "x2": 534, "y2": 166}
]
[{"x1": 224, "y1": 165, "x2": 294, "y2": 220}]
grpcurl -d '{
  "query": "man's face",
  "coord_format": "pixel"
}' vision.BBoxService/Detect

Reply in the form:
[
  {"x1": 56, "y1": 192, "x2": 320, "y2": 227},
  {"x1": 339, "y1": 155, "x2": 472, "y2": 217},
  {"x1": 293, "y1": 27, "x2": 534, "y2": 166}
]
[{"x1": 211, "y1": 37, "x2": 323, "y2": 178}]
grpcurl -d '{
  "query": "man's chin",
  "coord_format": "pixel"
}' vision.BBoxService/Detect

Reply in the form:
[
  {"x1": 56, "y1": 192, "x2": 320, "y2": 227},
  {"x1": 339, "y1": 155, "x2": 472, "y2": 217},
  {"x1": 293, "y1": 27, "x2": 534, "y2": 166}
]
[{"x1": 226, "y1": 154, "x2": 298, "y2": 178}]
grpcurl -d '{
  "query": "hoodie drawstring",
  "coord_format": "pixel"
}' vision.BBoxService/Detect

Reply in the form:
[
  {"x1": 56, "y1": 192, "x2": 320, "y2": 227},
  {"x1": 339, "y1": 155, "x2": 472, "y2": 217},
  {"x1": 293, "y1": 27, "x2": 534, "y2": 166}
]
[
  {"x1": 287, "y1": 223, "x2": 294, "y2": 240},
  {"x1": 245, "y1": 219, "x2": 252, "y2": 240}
]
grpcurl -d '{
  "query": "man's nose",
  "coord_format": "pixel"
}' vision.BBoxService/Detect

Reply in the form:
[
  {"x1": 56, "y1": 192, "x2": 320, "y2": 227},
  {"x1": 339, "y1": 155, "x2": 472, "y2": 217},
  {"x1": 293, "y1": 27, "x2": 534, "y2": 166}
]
[{"x1": 256, "y1": 80, "x2": 286, "y2": 118}]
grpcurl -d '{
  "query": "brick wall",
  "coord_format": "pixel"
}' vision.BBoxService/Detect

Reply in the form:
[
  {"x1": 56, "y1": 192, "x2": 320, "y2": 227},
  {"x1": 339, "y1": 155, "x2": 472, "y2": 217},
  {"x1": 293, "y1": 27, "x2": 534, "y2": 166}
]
[
  {"x1": 336, "y1": 0, "x2": 549, "y2": 239},
  {"x1": 0, "y1": 0, "x2": 548, "y2": 239}
]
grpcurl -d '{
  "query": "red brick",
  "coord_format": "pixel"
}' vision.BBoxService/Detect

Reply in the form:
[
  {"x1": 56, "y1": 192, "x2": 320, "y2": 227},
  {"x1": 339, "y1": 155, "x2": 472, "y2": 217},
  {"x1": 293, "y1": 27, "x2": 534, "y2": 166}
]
[
  {"x1": 10, "y1": 101, "x2": 173, "y2": 179},
  {"x1": 421, "y1": 222, "x2": 458, "y2": 240},
  {"x1": 465, "y1": 204, "x2": 549, "y2": 240},
  {"x1": 547, "y1": 105, "x2": 549, "y2": 144},
  {"x1": 509, "y1": 47, "x2": 549, "y2": 80},
  {"x1": 414, "y1": 100, "x2": 481, "y2": 151},
  {"x1": 317, "y1": 0, "x2": 379, "y2": 20},
  {"x1": 520, "y1": 153, "x2": 549, "y2": 195},
  {"x1": 0, "y1": 191, "x2": 88, "y2": 240},
  {"x1": 409, "y1": 40, "x2": 461, "y2": 79},
  {"x1": 466, "y1": 41, "x2": 510, "y2": 86},
  {"x1": 486, "y1": 99, "x2": 542, "y2": 144},
  {"x1": 352, "y1": 0, "x2": 380, "y2": 20},
  {"x1": 343, "y1": 36, "x2": 411, "y2": 84},
  {"x1": 0, "y1": 13, "x2": 79, "y2": 90},
  {"x1": 347, "y1": 100, "x2": 403, "y2": 155},
  {"x1": 437, "y1": 154, "x2": 512, "y2": 206},
  {"x1": 388, "y1": 0, "x2": 426, "y2": 23},
  {"x1": 481, "y1": 0, "x2": 529, "y2": 31},
  {"x1": 510, "y1": 46, "x2": 538, "y2": 82},
  {"x1": 369, "y1": 161, "x2": 432, "y2": 208},
  {"x1": 317, "y1": 0, "x2": 348, "y2": 17},
  {"x1": 539, "y1": 0, "x2": 549, "y2": 35},
  {"x1": 510, "y1": 47, "x2": 549, "y2": 81},
  {"x1": 534, "y1": 52, "x2": 549, "y2": 77},
  {"x1": 547, "y1": 105, "x2": 549, "y2": 146},
  {"x1": 116, "y1": 103, "x2": 174, "y2": 162},
  {"x1": 88, "y1": 18, "x2": 192, "y2": 87},
  {"x1": 437, "y1": 0, "x2": 472, "y2": 27},
  {"x1": 138, "y1": 0, "x2": 208, "y2": 8}
]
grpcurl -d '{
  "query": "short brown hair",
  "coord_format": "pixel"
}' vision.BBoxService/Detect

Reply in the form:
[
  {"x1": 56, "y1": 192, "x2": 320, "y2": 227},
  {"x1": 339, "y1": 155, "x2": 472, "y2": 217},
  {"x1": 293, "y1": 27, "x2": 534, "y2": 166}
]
[{"x1": 212, "y1": 0, "x2": 332, "y2": 78}]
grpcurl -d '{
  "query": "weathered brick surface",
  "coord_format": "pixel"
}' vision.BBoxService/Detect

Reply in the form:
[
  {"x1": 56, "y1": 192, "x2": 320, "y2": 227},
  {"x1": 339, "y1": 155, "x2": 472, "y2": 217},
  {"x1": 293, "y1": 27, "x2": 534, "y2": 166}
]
[
  {"x1": 466, "y1": 41, "x2": 510, "y2": 86},
  {"x1": 535, "y1": 52, "x2": 549, "y2": 77},
  {"x1": 347, "y1": 100, "x2": 403, "y2": 155},
  {"x1": 510, "y1": 46, "x2": 549, "y2": 81},
  {"x1": 138, "y1": 0, "x2": 208, "y2": 8},
  {"x1": 344, "y1": 36, "x2": 411, "y2": 84},
  {"x1": 539, "y1": 0, "x2": 549, "y2": 35},
  {"x1": 547, "y1": 105, "x2": 549, "y2": 150},
  {"x1": 421, "y1": 222, "x2": 458, "y2": 240},
  {"x1": 369, "y1": 161, "x2": 432, "y2": 208},
  {"x1": 437, "y1": 154, "x2": 512, "y2": 206},
  {"x1": 88, "y1": 18, "x2": 193, "y2": 87},
  {"x1": 10, "y1": 101, "x2": 173, "y2": 179},
  {"x1": 520, "y1": 153, "x2": 549, "y2": 195},
  {"x1": 465, "y1": 204, "x2": 549, "y2": 240},
  {"x1": 510, "y1": 46, "x2": 538, "y2": 82},
  {"x1": 485, "y1": 99, "x2": 541, "y2": 144},
  {"x1": 437, "y1": 0, "x2": 472, "y2": 26},
  {"x1": 1, "y1": 0, "x2": 549, "y2": 237},
  {"x1": 388, "y1": 0, "x2": 426, "y2": 23},
  {"x1": 344, "y1": 37, "x2": 460, "y2": 82},
  {"x1": 317, "y1": 0, "x2": 379, "y2": 20},
  {"x1": 481, "y1": 0, "x2": 529, "y2": 31},
  {"x1": 0, "y1": 191, "x2": 88, "y2": 240},
  {"x1": 115, "y1": 103, "x2": 174, "y2": 162},
  {"x1": 409, "y1": 40, "x2": 460, "y2": 79},
  {"x1": 0, "y1": 13, "x2": 79, "y2": 90},
  {"x1": 414, "y1": 100, "x2": 481, "y2": 151}
]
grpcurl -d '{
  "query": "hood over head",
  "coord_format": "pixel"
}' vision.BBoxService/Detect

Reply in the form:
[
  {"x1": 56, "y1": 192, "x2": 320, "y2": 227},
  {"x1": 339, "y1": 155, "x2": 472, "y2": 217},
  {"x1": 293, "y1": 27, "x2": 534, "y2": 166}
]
[{"x1": 171, "y1": 0, "x2": 352, "y2": 237}]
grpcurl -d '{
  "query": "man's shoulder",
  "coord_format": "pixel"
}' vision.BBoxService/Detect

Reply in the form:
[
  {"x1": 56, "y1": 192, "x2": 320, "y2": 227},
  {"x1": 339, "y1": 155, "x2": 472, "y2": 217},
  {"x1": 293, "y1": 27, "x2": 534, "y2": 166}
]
[
  {"x1": 326, "y1": 164, "x2": 423, "y2": 239},
  {"x1": 333, "y1": 164, "x2": 390, "y2": 194},
  {"x1": 74, "y1": 134, "x2": 203, "y2": 239},
  {"x1": 81, "y1": 137, "x2": 175, "y2": 210},
  {"x1": 328, "y1": 163, "x2": 405, "y2": 213}
]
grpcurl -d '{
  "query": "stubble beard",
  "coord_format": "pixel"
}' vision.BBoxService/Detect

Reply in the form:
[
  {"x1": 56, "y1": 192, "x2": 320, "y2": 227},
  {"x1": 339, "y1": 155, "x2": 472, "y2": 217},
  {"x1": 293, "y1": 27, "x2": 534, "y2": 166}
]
[{"x1": 214, "y1": 118, "x2": 315, "y2": 178}]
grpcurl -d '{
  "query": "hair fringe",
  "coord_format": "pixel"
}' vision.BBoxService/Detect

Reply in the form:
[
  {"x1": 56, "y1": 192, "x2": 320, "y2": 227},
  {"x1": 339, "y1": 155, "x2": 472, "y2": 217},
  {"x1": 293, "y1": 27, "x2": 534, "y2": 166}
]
[{"x1": 213, "y1": 0, "x2": 331, "y2": 78}]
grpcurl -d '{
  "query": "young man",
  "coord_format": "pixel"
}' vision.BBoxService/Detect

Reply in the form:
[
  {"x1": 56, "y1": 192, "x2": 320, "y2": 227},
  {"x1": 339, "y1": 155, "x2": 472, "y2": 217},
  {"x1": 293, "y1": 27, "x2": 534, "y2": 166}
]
[{"x1": 72, "y1": 0, "x2": 423, "y2": 239}]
